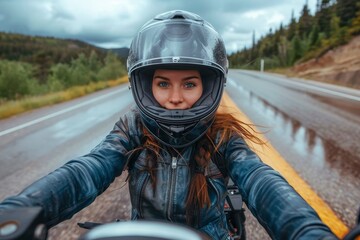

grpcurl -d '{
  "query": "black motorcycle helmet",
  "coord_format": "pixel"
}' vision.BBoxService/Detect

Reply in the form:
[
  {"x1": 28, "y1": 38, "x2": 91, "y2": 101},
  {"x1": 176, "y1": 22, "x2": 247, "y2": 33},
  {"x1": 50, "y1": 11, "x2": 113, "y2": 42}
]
[{"x1": 127, "y1": 10, "x2": 228, "y2": 148}]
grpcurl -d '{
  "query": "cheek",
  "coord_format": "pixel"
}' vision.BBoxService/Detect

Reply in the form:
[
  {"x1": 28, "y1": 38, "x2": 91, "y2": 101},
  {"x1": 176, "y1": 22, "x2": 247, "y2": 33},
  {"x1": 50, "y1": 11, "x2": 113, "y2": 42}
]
[
  {"x1": 152, "y1": 87, "x2": 167, "y2": 106},
  {"x1": 184, "y1": 88, "x2": 203, "y2": 105}
]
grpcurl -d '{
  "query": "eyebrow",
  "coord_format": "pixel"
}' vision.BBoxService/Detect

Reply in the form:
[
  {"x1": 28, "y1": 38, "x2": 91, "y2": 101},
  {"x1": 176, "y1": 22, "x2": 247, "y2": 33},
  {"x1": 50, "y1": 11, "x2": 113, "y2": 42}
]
[{"x1": 153, "y1": 75, "x2": 201, "y2": 81}]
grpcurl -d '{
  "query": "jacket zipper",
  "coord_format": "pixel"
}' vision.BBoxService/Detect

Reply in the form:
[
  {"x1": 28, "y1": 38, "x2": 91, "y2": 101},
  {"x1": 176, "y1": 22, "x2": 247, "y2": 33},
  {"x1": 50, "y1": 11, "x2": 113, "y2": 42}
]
[
  {"x1": 208, "y1": 178, "x2": 221, "y2": 204},
  {"x1": 167, "y1": 156, "x2": 178, "y2": 220},
  {"x1": 137, "y1": 172, "x2": 150, "y2": 218}
]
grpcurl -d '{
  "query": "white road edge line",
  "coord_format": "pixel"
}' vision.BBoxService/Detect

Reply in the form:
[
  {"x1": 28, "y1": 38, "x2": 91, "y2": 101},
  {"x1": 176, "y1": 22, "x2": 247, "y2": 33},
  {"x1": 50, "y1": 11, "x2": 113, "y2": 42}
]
[
  {"x1": 287, "y1": 78, "x2": 360, "y2": 102},
  {"x1": 239, "y1": 71, "x2": 360, "y2": 101},
  {"x1": 0, "y1": 87, "x2": 128, "y2": 137}
]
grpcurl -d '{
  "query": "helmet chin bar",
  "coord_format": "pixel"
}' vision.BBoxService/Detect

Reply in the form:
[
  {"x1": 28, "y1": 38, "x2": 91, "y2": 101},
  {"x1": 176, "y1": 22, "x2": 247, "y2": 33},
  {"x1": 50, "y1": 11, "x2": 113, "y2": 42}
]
[
  {"x1": 146, "y1": 105, "x2": 208, "y2": 119},
  {"x1": 161, "y1": 123, "x2": 193, "y2": 136},
  {"x1": 140, "y1": 111, "x2": 215, "y2": 148}
]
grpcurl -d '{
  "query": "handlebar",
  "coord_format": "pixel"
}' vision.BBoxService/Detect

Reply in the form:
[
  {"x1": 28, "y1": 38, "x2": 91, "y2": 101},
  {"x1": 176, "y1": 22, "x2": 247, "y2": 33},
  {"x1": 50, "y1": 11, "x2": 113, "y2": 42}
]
[
  {"x1": 0, "y1": 207, "x2": 47, "y2": 240},
  {"x1": 79, "y1": 220, "x2": 209, "y2": 240},
  {"x1": 0, "y1": 207, "x2": 208, "y2": 240},
  {"x1": 1, "y1": 206, "x2": 360, "y2": 240}
]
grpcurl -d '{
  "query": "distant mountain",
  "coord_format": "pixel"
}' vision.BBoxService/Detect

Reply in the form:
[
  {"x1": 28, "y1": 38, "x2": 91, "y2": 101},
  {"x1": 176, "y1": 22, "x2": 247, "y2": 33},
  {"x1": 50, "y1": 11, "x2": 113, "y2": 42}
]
[
  {"x1": 0, "y1": 32, "x2": 108, "y2": 63},
  {"x1": 0, "y1": 31, "x2": 126, "y2": 82},
  {"x1": 0, "y1": 31, "x2": 130, "y2": 62},
  {"x1": 107, "y1": 47, "x2": 129, "y2": 59}
]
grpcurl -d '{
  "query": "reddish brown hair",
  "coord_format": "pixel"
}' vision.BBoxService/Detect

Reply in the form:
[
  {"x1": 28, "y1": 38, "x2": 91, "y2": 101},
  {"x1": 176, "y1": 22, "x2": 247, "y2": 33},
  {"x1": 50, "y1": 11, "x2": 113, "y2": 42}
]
[{"x1": 128, "y1": 111, "x2": 265, "y2": 224}]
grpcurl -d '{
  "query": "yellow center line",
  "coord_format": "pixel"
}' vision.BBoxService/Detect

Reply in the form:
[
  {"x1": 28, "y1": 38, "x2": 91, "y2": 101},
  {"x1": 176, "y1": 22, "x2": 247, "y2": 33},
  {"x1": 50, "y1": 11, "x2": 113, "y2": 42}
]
[{"x1": 220, "y1": 92, "x2": 349, "y2": 238}]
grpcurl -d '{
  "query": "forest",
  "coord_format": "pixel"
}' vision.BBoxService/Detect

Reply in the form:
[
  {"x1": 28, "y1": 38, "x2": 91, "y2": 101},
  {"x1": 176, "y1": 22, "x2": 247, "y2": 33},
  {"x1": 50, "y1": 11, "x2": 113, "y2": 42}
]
[
  {"x1": 228, "y1": 0, "x2": 360, "y2": 70},
  {"x1": 0, "y1": 33, "x2": 127, "y2": 100}
]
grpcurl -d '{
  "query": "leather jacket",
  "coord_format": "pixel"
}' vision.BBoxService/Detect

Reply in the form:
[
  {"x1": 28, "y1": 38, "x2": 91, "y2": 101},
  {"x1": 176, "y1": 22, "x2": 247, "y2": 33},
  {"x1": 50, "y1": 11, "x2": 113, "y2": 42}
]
[{"x1": 0, "y1": 107, "x2": 337, "y2": 240}]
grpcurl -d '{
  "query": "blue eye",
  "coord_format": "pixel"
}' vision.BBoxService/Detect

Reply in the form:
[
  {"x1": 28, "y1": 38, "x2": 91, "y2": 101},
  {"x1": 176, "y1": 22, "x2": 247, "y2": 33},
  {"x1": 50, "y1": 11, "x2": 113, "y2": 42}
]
[
  {"x1": 158, "y1": 82, "x2": 169, "y2": 88},
  {"x1": 184, "y1": 82, "x2": 196, "y2": 88}
]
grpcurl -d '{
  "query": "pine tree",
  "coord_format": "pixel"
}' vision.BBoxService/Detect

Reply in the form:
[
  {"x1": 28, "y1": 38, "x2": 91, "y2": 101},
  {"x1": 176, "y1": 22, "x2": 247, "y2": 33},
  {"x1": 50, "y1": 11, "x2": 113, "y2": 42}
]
[
  {"x1": 287, "y1": 10, "x2": 297, "y2": 40},
  {"x1": 309, "y1": 24, "x2": 321, "y2": 48},
  {"x1": 250, "y1": 30, "x2": 256, "y2": 60},
  {"x1": 349, "y1": 5, "x2": 360, "y2": 35},
  {"x1": 298, "y1": 2, "x2": 314, "y2": 38},
  {"x1": 317, "y1": 0, "x2": 333, "y2": 38},
  {"x1": 337, "y1": 0, "x2": 360, "y2": 27},
  {"x1": 330, "y1": 13, "x2": 344, "y2": 45},
  {"x1": 278, "y1": 36, "x2": 288, "y2": 66},
  {"x1": 292, "y1": 34, "x2": 303, "y2": 63}
]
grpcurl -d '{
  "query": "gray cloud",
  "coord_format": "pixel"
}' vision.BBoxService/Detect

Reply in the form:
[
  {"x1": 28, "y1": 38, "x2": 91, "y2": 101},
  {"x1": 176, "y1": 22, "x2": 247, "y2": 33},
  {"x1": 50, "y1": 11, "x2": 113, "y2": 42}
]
[{"x1": 0, "y1": 0, "x2": 316, "y2": 53}]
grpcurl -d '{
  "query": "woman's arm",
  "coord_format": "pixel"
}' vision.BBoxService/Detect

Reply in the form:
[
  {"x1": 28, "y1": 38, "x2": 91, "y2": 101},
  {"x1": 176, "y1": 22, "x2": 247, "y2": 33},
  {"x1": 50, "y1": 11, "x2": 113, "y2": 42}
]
[
  {"x1": 0, "y1": 109, "x2": 141, "y2": 228},
  {"x1": 224, "y1": 134, "x2": 337, "y2": 239}
]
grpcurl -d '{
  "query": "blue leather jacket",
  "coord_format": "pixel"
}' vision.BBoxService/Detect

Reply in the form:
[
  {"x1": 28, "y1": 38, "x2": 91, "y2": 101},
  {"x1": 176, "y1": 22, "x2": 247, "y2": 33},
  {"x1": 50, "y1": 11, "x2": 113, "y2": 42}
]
[{"x1": 0, "y1": 108, "x2": 337, "y2": 239}]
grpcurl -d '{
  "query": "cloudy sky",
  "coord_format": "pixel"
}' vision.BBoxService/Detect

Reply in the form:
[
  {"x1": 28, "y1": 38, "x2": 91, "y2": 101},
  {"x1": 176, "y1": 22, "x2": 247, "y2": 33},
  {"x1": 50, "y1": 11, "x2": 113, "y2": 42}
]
[{"x1": 0, "y1": 0, "x2": 317, "y2": 53}]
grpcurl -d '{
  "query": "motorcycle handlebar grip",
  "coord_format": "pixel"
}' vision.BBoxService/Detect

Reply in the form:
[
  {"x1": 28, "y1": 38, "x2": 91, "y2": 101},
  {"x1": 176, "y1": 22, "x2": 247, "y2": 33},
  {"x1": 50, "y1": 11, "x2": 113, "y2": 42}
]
[{"x1": 0, "y1": 207, "x2": 47, "y2": 240}]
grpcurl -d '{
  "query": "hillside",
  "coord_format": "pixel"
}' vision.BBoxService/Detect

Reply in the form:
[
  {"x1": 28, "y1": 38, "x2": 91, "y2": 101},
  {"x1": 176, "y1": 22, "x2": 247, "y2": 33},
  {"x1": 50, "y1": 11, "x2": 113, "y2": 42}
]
[
  {"x1": 292, "y1": 36, "x2": 360, "y2": 89},
  {"x1": 110, "y1": 47, "x2": 129, "y2": 59},
  {"x1": 0, "y1": 32, "x2": 107, "y2": 62},
  {"x1": 0, "y1": 32, "x2": 130, "y2": 61},
  {"x1": 0, "y1": 32, "x2": 128, "y2": 61},
  {"x1": 0, "y1": 32, "x2": 128, "y2": 83}
]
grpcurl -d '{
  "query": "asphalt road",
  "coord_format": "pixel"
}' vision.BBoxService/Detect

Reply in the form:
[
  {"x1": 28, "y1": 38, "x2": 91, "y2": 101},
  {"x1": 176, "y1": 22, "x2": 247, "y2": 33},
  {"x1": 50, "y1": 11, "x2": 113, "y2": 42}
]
[{"x1": 0, "y1": 70, "x2": 359, "y2": 239}]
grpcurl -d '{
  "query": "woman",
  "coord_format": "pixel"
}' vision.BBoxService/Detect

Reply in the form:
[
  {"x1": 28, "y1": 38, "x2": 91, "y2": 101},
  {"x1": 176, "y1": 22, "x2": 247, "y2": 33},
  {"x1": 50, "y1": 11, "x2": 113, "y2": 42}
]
[{"x1": 0, "y1": 10, "x2": 337, "y2": 239}]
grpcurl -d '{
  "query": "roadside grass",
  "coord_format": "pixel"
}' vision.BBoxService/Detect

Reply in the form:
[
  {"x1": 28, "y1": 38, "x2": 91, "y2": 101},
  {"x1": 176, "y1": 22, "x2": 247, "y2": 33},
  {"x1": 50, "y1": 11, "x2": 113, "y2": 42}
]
[
  {"x1": 268, "y1": 68, "x2": 296, "y2": 77},
  {"x1": 0, "y1": 76, "x2": 128, "y2": 120}
]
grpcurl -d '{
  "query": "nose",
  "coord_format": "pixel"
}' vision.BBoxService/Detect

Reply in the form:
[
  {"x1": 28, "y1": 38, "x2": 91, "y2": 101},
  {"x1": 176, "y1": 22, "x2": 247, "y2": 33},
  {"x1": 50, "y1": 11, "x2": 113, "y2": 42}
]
[{"x1": 169, "y1": 88, "x2": 183, "y2": 104}]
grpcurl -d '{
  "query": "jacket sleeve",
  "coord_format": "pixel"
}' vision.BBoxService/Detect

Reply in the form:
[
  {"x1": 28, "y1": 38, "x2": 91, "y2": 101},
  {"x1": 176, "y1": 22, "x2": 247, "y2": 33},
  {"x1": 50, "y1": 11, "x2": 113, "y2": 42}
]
[
  {"x1": 0, "y1": 110, "x2": 141, "y2": 228},
  {"x1": 224, "y1": 134, "x2": 338, "y2": 240}
]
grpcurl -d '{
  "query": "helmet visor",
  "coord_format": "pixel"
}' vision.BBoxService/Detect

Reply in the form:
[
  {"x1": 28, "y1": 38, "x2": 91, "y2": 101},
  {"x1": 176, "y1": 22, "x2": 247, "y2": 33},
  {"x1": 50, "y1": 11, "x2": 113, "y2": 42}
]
[{"x1": 127, "y1": 20, "x2": 228, "y2": 75}]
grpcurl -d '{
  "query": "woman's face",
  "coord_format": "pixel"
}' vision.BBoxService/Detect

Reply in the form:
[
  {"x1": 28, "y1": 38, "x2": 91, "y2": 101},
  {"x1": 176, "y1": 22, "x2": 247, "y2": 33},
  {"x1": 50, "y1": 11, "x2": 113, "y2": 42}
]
[{"x1": 152, "y1": 69, "x2": 203, "y2": 110}]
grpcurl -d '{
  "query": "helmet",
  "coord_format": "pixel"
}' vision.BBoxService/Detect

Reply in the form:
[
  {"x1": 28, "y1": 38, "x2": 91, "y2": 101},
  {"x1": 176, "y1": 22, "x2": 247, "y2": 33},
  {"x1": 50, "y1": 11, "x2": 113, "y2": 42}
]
[{"x1": 127, "y1": 10, "x2": 228, "y2": 148}]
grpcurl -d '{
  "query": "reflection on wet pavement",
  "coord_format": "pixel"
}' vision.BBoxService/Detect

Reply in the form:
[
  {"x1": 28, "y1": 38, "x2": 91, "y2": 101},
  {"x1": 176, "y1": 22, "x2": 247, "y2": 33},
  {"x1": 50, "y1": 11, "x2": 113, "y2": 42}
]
[
  {"x1": 227, "y1": 80, "x2": 360, "y2": 180},
  {"x1": 310, "y1": 93, "x2": 360, "y2": 117}
]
